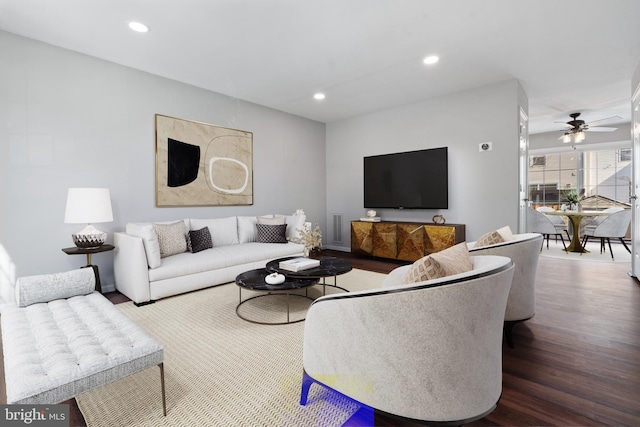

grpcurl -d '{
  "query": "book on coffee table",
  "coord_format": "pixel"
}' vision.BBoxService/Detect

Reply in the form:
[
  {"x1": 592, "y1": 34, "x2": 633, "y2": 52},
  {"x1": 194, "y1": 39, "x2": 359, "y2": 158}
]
[{"x1": 279, "y1": 257, "x2": 320, "y2": 272}]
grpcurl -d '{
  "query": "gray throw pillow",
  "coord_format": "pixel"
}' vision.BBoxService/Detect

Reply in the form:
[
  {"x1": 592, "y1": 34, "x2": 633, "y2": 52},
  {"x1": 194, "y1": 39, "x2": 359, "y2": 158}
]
[
  {"x1": 189, "y1": 227, "x2": 213, "y2": 253},
  {"x1": 256, "y1": 224, "x2": 288, "y2": 243},
  {"x1": 153, "y1": 221, "x2": 188, "y2": 258}
]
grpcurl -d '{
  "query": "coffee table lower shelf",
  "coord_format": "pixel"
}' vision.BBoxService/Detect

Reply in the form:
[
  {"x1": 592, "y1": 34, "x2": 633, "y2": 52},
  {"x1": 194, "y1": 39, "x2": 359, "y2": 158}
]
[
  {"x1": 236, "y1": 291, "x2": 314, "y2": 325},
  {"x1": 235, "y1": 269, "x2": 319, "y2": 325}
]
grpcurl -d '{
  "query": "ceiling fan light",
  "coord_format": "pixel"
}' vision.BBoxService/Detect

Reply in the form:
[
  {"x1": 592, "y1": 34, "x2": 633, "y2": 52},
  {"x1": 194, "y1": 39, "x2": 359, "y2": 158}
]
[
  {"x1": 575, "y1": 131, "x2": 585, "y2": 142},
  {"x1": 562, "y1": 133, "x2": 571, "y2": 143}
]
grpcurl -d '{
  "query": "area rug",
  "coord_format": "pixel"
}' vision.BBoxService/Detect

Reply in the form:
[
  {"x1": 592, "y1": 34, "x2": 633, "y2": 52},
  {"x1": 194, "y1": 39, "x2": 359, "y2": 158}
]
[
  {"x1": 538, "y1": 239, "x2": 631, "y2": 263},
  {"x1": 76, "y1": 268, "x2": 387, "y2": 427}
]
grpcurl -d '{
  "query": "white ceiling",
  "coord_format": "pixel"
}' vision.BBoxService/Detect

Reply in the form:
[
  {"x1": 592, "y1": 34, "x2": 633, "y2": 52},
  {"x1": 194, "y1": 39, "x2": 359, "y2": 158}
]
[{"x1": 1, "y1": 0, "x2": 640, "y2": 134}]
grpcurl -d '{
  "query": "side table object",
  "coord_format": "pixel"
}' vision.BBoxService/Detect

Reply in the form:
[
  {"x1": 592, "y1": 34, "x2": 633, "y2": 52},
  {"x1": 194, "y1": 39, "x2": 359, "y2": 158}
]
[{"x1": 62, "y1": 244, "x2": 115, "y2": 292}]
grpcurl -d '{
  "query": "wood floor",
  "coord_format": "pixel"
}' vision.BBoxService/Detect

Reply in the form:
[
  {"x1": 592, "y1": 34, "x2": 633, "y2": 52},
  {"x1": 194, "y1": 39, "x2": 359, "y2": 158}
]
[{"x1": 2, "y1": 249, "x2": 639, "y2": 426}]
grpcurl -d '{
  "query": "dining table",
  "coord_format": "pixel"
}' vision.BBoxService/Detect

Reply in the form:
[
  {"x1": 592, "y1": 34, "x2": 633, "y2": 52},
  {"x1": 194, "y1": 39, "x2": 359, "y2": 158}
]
[{"x1": 546, "y1": 210, "x2": 610, "y2": 253}]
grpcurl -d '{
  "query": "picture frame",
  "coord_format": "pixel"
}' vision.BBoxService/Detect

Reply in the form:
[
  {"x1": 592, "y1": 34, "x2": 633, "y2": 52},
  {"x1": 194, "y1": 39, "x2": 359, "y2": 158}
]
[{"x1": 155, "y1": 114, "x2": 253, "y2": 206}]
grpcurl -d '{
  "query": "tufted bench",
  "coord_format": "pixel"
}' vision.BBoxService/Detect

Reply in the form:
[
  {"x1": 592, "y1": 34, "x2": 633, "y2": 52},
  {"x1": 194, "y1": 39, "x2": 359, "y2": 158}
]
[{"x1": 0, "y1": 268, "x2": 166, "y2": 415}]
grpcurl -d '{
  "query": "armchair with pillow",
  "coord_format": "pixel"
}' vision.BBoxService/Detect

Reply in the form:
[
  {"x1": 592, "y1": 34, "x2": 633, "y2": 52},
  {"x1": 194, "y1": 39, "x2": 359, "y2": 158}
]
[
  {"x1": 467, "y1": 226, "x2": 543, "y2": 347},
  {"x1": 301, "y1": 243, "x2": 515, "y2": 425}
]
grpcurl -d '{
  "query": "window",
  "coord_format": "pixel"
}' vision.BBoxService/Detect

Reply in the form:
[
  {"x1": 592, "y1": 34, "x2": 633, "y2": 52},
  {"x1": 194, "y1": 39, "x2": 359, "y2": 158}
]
[
  {"x1": 528, "y1": 147, "x2": 631, "y2": 209},
  {"x1": 619, "y1": 148, "x2": 632, "y2": 162},
  {"x1": 530, "y1": 156, "x2": 546, "y2": 167}
]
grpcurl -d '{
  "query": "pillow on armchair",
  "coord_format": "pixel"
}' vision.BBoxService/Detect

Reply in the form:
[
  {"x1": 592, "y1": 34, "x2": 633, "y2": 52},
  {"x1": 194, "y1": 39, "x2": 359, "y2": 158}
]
[
  {"x1": 402, "y1": 242, "x2": 473, "y2": 284},
  {"x1": 475, "y1": 225, "x2": 515, "y2": 248}
]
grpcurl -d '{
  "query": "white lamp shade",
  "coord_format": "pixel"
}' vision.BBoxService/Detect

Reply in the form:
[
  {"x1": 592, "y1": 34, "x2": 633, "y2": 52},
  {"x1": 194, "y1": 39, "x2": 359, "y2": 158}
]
[{"x1": 64, "y1": 188, "x2": 114, "y2": 224}]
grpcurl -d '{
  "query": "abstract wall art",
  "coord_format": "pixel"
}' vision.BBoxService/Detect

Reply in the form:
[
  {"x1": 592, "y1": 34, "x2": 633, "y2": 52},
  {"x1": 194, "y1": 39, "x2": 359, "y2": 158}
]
[{"x1": 155, "y1": 114, "x2": 253, "y2": 206}]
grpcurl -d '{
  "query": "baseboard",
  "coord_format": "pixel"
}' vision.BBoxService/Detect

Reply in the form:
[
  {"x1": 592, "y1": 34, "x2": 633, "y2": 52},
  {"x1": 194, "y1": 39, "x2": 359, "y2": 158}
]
[{"x1": 323, "y1": 245, "x2": 350, "y2": 252}]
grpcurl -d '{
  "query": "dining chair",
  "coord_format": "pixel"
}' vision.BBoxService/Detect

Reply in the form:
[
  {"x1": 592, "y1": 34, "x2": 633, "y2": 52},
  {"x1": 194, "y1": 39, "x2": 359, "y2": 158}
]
[
  {"x1": 581, "y1": 209, "x2": 631, "y2": 260},
  {"x1": 582, "y1": 207, "x2": 624, "y2": 236},
  {"x1": 536, "y1": 206, "x2": 570, "y2": 241},
  {"x1": 527, "y1": 209, "x2": 567, "y2": 251}
]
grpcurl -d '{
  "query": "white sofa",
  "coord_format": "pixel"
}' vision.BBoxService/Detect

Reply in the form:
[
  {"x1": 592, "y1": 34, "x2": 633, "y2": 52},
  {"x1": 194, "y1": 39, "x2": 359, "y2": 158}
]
[{"x1": 114, "y1": 215, "x2": 305, "y2": 305}]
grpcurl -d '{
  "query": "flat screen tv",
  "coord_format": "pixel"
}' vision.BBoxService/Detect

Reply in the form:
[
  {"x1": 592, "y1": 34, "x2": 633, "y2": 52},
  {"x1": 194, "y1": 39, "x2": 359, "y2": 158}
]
[{"x1": 364, "y1": 147, "x2": 448, "y2": 209}]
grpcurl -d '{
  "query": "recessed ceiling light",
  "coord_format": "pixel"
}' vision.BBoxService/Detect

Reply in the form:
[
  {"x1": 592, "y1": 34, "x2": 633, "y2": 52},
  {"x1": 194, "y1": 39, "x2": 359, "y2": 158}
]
[
  {"x1": 314, "y1": 93, "x2": 326, "y2": 100},
  {"x1": 129, "y1": 22, "x2": 150, "y2": 33},
  {"x1": 423, "y1": 55, "x2": 439, "y2": 65}
]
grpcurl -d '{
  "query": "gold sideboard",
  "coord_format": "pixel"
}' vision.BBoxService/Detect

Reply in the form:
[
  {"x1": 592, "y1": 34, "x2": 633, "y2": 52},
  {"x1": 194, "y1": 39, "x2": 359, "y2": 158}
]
[{"x1": 351, "y1": 220, "x2": 466, "y2": 262}]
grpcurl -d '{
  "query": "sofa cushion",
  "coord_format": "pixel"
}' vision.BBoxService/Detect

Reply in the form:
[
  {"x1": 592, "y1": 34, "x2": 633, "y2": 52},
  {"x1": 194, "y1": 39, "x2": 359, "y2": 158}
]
[
  {"x1": 190, "y1": 217, "x2": 239, "y2": 247},
  {"x1": 189, "y1": 227, "x2": 213, "y2": 253},
  {"x1": 256, "y1": 224, "x2": 288, "y2": 243},
  {"x1": 148, "y1": 242, "x2": 304, "y2": 283},
  {"x1": 257, "y1": 216, "x2": 285, "y2": 225},
  {"x1": 15, "y1": 268, "x2": 95, "y2": 307},
  {"x1": 153, "y1": 221, "x2": 188, "y2": 258},
  {"x1": 238, "y1": 216, "x2": 258, "y2": 243},
  {"x1": 126, "y1": 223, "x2": 162, "y2": 269},
  {"x1": 276, "y1": 213, "x2": 307, "y2": 241}
]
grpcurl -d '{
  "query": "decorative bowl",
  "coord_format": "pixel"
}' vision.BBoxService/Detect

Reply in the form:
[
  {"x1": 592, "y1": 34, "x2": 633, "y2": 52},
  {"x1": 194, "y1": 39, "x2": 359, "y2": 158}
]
[
  {"x1": 72, "y1": 233, "x2": 106, "y2": 248},
  {"x1": 265, "y1": 273, "x2": 285, "y2": 285}
]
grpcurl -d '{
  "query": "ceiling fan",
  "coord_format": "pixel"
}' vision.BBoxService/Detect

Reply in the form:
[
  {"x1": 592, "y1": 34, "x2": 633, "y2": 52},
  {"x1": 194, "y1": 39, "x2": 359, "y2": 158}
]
[{"x1": 557, "y1": 112, "x2": 621, "y2": 143}]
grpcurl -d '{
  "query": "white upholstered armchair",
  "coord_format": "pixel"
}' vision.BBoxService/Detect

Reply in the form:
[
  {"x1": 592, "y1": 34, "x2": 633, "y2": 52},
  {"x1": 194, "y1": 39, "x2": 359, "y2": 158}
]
[
  {"x1": 468, "y1": 233, "x2": 543, "y2": 347},
  {"x1": 300, "y1": 255, "x2": 514, "y2": 425}
]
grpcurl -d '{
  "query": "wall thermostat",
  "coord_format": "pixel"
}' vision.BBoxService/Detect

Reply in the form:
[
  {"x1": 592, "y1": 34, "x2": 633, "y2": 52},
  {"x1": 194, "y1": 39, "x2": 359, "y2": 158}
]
[{"x1": 479, "y1": 142, "x2": 493, "y2": 152}]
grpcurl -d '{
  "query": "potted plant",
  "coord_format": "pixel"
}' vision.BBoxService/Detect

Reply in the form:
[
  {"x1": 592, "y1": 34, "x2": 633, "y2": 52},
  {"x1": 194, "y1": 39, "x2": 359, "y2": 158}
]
[
  {"x1": 293, "y1": 222, "x2": 322, "y2": 257},
  {"x1": 563, "y1": 189, "x2": 583, "y2": 211}
]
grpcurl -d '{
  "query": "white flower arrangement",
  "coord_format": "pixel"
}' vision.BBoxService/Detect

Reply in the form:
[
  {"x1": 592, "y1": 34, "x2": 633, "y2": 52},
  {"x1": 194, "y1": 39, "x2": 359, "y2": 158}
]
[
  {"x1": 294, "y1": 209, "x2": 305, "y2": 216},
  {"x1": 292, "y1": 222, "x2": 322, "y2": 256}
]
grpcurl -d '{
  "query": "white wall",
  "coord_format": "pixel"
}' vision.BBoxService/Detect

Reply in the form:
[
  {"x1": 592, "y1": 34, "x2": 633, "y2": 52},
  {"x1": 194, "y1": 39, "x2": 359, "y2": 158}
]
[
  {"x1": 633, "y1": 56, "x2": 640, "y2": 97},
  {"x1": 325, "y1": 79, "x2": 525, "y2": 248},
  {"x1": 0, "y1": 31, "x2": 326, "y2": 290}
]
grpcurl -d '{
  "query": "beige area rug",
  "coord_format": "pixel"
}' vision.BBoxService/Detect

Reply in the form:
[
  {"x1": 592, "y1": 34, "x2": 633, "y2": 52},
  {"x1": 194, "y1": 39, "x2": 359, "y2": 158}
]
[
  {"x1": 76, "y1": 268, "x2": 387, "y2": 427},
  {"x1": 538, "y1": 239, "x2": 631, "y2": 263}
]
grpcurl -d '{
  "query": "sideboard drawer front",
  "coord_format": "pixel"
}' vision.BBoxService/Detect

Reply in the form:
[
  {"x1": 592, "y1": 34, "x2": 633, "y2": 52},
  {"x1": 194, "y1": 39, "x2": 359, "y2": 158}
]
[
  {"x1": 397, "y1": 223, "x2": 426, "y2": 262},
  {"x1": 372, "y1": 223, "x2": 397, "y2": 259},
  {"x1": 350, "y1": 220, "x2": 465, "y2": 261},
  {"x1": 351, "y1": 221, "x2": 373, "y2": 255}
]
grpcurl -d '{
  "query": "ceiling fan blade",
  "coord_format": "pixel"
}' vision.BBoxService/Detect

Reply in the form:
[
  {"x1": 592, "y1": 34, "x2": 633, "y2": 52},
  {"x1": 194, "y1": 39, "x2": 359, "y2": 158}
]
[
  {"x1": 585, "y1": 127, "x2": 617, "y2": 132},
  {"x1": 585, "y1": 116, "x2": 622, "y2": 126}
]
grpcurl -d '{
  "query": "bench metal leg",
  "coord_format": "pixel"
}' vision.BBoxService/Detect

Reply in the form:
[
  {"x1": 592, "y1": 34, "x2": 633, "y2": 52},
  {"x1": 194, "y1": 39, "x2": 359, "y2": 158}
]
[{"x1": 159, "y1": 363, "x2": 167, "y2": 416}]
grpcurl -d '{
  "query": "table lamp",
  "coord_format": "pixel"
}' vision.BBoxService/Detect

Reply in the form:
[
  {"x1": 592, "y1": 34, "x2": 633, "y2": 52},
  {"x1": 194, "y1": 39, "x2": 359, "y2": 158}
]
[{"x1": 64, "y1": 188, "x2": 114, "y2": 248}]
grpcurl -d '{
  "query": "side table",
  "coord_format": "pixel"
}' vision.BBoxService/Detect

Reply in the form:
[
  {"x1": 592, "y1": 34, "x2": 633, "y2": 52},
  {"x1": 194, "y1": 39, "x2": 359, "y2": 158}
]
[{"x1": 62, "y1": 244, "x2": 115, "y2": 292}]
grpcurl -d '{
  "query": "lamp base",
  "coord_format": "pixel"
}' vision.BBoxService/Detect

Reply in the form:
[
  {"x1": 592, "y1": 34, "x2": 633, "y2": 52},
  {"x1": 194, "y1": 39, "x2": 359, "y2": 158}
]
[{"x1": 72, "y1": 224, "x2": 107, "y2": 248}]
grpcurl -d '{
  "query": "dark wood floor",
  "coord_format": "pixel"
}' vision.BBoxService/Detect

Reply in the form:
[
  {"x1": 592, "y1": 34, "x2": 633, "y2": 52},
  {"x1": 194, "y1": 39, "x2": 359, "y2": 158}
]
[{"x1": 2, "y1": 249, "x2": 639, "y2": 426}]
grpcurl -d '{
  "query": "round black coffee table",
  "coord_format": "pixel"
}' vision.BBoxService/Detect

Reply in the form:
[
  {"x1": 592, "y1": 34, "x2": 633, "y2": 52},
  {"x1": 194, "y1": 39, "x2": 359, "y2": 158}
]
[
  {"x1": 235, "y1": 269, "x2": 319, "y2": 325},
  {"x1": 266, "y1": 256, "x2": 353, "y2": 295}
]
